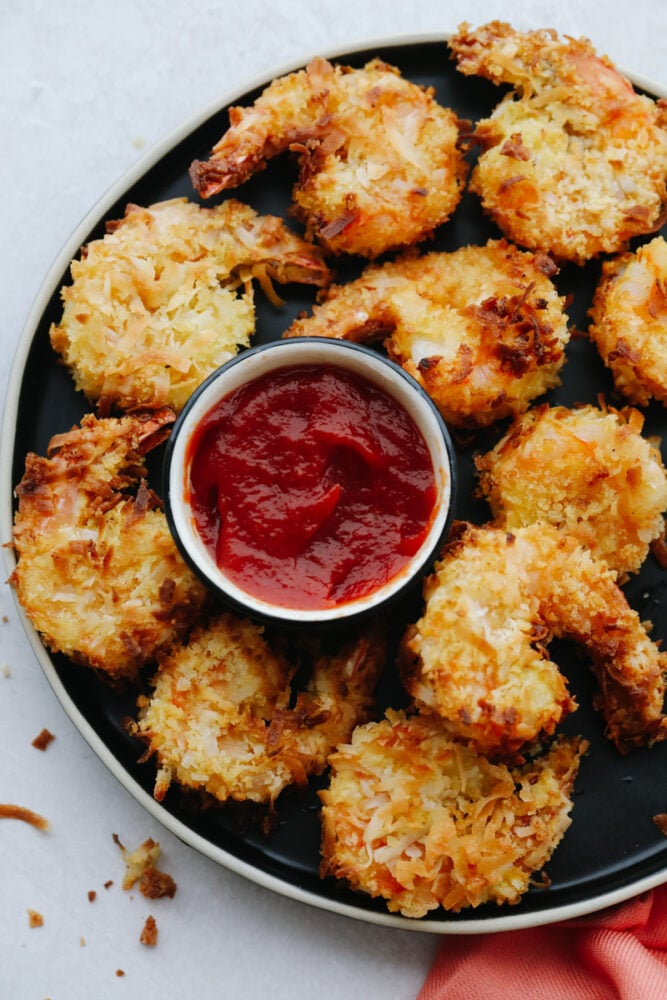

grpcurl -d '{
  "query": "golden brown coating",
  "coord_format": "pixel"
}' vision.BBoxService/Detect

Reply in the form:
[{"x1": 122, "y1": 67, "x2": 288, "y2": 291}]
[
  {"x1": 11, "y1": 411, "x2": 207, "y2": 684},
  {"x1": 399, "y1": 522, "x2": 667, "y2": 756},
  {"x1": 131, "y1": 613, "x2": 385, "y2": 806},
  {"x1": 450, "y1": 22, "x2": 667, "y2": 264},
  {"x1": 50, "y1": 198, "x2": 330, "y2": 414},
  {"x1": 190, "y1": 57, "x2": 468, "y2": 258},
  {"x1": 588, "y1": 236, "x2": 667, "y2": 407},
  {"x1": 320, "y1": 710, "x2": 586, "y2": 917},
  {"x1": 285, "y1": 239, "x2": 570, "y2": 429},
  {"x1": 476, "y1": 403, "x2": 667, "y2": 577}
]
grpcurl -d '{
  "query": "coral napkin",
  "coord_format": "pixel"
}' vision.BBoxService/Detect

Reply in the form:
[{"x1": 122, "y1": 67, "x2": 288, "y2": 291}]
[{"x1": 418, "y1": 886, "x2": 667, "y2": 1000}]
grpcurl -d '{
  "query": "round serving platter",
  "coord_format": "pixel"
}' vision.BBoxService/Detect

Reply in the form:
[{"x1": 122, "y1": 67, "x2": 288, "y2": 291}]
[{"x1": 2, "y1": 35, "x2": 667, "y2": 934}]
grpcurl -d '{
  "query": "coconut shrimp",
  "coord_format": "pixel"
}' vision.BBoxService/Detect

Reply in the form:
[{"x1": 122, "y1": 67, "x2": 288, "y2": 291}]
[
  {"x1": 399, "y1": 522, "x2": 667, "y2": 756},
  {"x1": 11, "y1": 410, "x2": 207, "y2": 684},
  {"x1": 588, "y1": 236, "x2": 667, "y2": 407},
  {"x1": 190, "y1": 57, "x2": 468, "y2": 258},
  {"x1": 449, "y1": 22, "x2": 667, "y2": 264},
  {"x1": 130, "y1": 613, "x2": 385, "y2": 807},
  {"x1": 285, "y1": 239, "x2": 570, "y2": 429},
  {"x1": 476, "y1": 403, "x2": 667, "y2": 577},
  {"x1": 50, "y1": 197, "x2": 330, "y2": 415},
  {"x1": 320, "y1": 709, "x2": 586, "y2": 917}
]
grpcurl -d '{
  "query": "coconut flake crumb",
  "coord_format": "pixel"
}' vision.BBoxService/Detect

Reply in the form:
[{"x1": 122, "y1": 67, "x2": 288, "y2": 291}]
[
  {"x1": 113, "y1": 834, "x2": 177, "y2": 899},
  {"x1": 0, "y1": 804, "x2": 49, "y2": 830},
  {"x1": 140, "y1": 914, "x2": 158, "y2": 947},
  {"x1": 31, "y1": 728, "x2": 55, "y2": 751}
]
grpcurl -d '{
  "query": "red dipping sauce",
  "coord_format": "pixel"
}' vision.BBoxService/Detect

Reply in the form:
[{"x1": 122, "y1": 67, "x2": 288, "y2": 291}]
[{"x1": 186, "y1": 363, "x2": 437, "y2": 610}]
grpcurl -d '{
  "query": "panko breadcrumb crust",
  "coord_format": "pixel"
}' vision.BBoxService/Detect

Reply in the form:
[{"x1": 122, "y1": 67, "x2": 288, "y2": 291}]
[
  {"x1": 191, "y1": 57, "x2": 468, "y2": 258},
  {"x1": 130, "y1": 613, "x2": 385, "y2": 807},
  {"x1": 588, "y1": 235, "x2": 667, "y2": 407},
  {"x1": 320, "y1": 710, "x2": 587, "y2": 917},
  {"x1": 450, "y1": 22, "x2": 667, "y2": 264},
  {"x1": 476, "y1": 403, "x2": 667, "y2": 577},
  {"x1": 400, "y1": 522, "x2": 667, "y2": 756},
  {"x1": 11, "y1": 410, "x2": 207, "y2": 684},
  {"x1": 50, "y1": 197, "x2": 330, "y2": 414},
  {"x1": 285, "y1": 239, "x2": 571, "y2": 429}
]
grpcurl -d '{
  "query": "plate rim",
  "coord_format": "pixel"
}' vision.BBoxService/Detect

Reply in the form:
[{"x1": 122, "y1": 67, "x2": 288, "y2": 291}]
[{"x1": 2, "y1": 31, "x2": 667, "y2": 936}]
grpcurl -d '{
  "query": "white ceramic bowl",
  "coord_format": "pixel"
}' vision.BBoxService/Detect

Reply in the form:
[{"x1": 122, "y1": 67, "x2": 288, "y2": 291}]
[{"x1": 164, "y1": 337, "x2": 456, "y2": 625}]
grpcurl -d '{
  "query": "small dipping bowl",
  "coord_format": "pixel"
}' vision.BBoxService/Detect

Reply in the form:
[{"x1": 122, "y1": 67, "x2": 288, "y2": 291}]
[{"x1": 164, "y1": 338, "x2": 456, "y2": 626}]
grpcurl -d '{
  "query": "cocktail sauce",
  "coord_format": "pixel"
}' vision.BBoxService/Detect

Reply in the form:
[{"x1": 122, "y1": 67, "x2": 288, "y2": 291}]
[{"x1": 186, "y1": 363, "x2": 437, "y2": 610}]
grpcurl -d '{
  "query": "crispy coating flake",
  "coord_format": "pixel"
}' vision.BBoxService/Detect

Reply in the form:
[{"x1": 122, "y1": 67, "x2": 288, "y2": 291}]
[
  {"x1": 285, "y1": 239, "x2": 570, "y2": 428},
  {"x1": 320, "y1": 710, "x2": 586, "y2": 917},
  {"x1": 0, "y1": 804, "x2": 50, "y2": 830},
  {"x1": 50, "y1": 198, "x2": 330, "y2": 414},
  {"x1": 399, "y1": 522, "x2": 667, "y2": 755},
  {"x1": 130, "y1": 613, "x2": 385, "y2": 807},
  {"x1": 588, "y1": 236, "x2": 667, "y2": 407},
  {"x1": 476, "y1": 403, "x2": 667, "y2": 577},
  {"x1": 113, "y1": 834, "x2": 177, "y2": 898},
  {"x1": 450, "y1": 22, "x2": 667, "y2": 264},
  {"x1": 11, "y1": 411, "x2": 207, "y2": 683},
  {"x1": 190, "y1": 57, "x2": 468, "y2": 258}
]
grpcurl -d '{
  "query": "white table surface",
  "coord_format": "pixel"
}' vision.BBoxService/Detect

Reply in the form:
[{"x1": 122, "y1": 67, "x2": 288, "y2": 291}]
[{"x1": 2, "y1": 2, "x2": 667, "y2": 998}]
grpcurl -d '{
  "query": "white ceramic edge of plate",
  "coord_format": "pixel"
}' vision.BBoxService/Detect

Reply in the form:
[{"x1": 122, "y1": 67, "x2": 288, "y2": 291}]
[{"x1": 2, "y1": 31, "x2": 667, "y2": 936}]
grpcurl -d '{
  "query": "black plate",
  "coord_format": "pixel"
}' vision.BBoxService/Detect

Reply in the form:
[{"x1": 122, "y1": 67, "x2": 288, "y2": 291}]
[{"x1": 3, "y1": 37, "x2": 667, "y2": 933}]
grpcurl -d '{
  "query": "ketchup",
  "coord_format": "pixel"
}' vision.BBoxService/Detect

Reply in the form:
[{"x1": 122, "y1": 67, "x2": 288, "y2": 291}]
[{"x1": 187, "y1": 363, "x2": 437, "y2": 610}]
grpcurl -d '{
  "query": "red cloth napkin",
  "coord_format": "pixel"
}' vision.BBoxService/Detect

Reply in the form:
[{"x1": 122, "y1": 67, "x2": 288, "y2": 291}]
[{"x1": 418, "y1": 886, "x2": 667, "y2": 1000}]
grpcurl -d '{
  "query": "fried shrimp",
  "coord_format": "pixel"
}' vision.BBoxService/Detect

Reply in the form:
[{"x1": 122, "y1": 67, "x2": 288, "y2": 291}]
[
  {"x1": 130, "y1": 613, "x2": 385, "y2": 807},
  {"x1": 285, "y1": 239, "x2": 570, "y2": 428},
  {"x1": 449, "y1": 22, "x2": 667, "y2": 264},
  {"x1": 476, "y1": 403, "x2": 667, "y2": 577},
  {"x1": 190, "y1": 57, "x2": 468, "y2": 258},
  {"x1": 588, "y1": 236, "x2": 667, "y2": 407},
  {"x1": 11, "y1": 411, "x2": 207, "y2": 684},
  {"x1": 49, "y1": 197, "x2": 330, "y2": 414},
  {"x1": 320, "y1": 710, "x2": 586, "y2": 917},
  {"x1": 399, "y1": 522, "x2": 667, "y2": 756}
]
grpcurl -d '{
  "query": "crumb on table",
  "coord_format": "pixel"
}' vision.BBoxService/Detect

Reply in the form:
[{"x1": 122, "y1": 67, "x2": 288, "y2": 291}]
[
  {"x1": 31, "y1": 728, "x2": 55, "y2": 751},
  {"x1": 0, "y1": 803, "x2": 49, "y2": 830},
  {"x1": 113, "y1": 833, "x2": 177, "y2": 899},
  {"x1": 140, "y1": 914, "x2": 158, "y2": 947}
]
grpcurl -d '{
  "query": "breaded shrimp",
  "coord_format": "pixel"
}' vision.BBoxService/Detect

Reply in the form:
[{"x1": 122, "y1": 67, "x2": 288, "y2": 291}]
[
  {"x1": 50, "y1": 197, "x2": 330, "y2": 414},
  {"x1": 285, "y1": 239, "x2": 570, "y2": 428},
  {"x1": 11, "y1": 410, "x2": 207, "y2": 684},
  {"x1": 588, "y1": 236, "x2": 667, "y2": 407},
  {"x1": 450, "y1": 22, "x2": 667, "y2": 264},
  {"x1": 190, "y1": 57, "x2": 468, "y2": 258},
  {"x1": 130, "y1": 613, "x2": 385, "y2": 807},
  {"x1": 476, "y1": 403, "x2": 667, "y2": 577},
  {"x1": 399, "y1": 522, "x2": 667, "y2": 756},
  {"x1": 320, "y1": 709, "x2": 586, "y2": 917}
]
